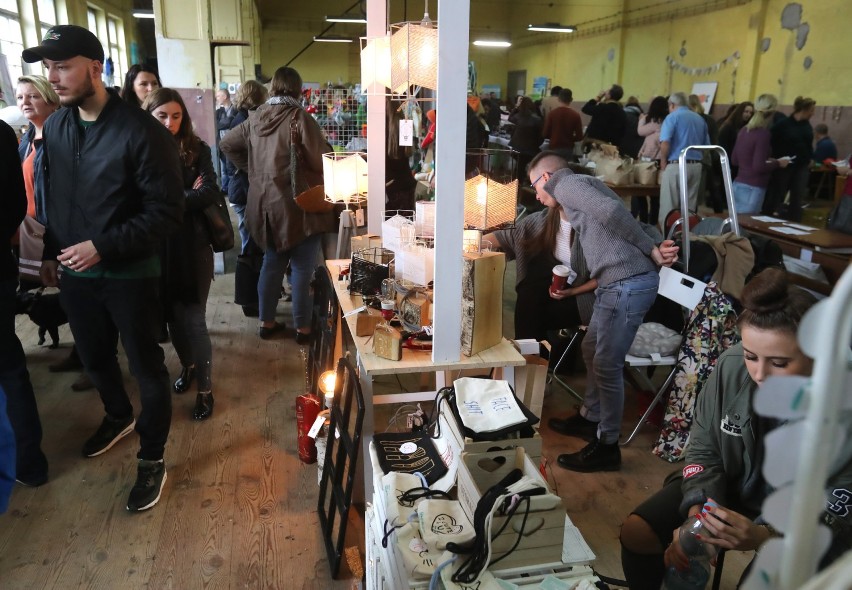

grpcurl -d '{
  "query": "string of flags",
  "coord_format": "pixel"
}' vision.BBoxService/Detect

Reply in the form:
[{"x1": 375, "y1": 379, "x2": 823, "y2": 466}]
[{"x1": 666, "y1": 50, "x2": 740, "y2": 76}]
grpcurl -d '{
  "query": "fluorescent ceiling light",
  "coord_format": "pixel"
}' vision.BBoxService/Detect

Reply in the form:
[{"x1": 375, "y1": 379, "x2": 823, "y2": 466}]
[
  {"x1": 314, "y1": 35, "x2": 354, "y2": 43},
  {"x1": 527, "y1": 23, "x2": 576, "y2": 33},
  {"x1": 473, "y1": 40, "x2": 511, "y2": 48},
  {"x1": 326, "y1": 15, "x2": 368, "y2": 24},
  {"x1": 132, "y1": 9, "x2": 154, "y2": 19}
]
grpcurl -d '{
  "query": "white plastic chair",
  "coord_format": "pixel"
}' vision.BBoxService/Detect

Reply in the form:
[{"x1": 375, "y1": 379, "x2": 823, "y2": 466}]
[{"x1": 621, "y1": 266, "x2": 707, "y2": 445}]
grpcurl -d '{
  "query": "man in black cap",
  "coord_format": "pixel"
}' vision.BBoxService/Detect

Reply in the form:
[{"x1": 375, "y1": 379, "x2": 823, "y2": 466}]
[{"x1": 23, "y1": 25, "x2": 184, "y2": 512}]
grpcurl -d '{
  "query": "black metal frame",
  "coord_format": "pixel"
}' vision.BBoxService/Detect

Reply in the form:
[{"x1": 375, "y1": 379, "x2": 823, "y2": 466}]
[
  {"x1": 317, "y1": 356, "x2": 365, "y2": 578},
  {"x1": 307, "y1": 265, "x2": 339, "y2": 395}
]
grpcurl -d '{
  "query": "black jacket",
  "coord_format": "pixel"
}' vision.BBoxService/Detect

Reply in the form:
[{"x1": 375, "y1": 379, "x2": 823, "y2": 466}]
[
  {"x1": 41, "y1": 90, "x2": 184, "y2": 269},
  {"x1": 582, "y1": 99, "x2": 627, "y2": 146},
  {"x1": 2, "y1": 120, "x2": 26, "y2": 281}
]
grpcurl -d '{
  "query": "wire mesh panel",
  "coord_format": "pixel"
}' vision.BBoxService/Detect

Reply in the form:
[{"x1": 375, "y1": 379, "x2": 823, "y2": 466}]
[{"x1": 306, "y1": 86, "x2": 367, "y2": 152}]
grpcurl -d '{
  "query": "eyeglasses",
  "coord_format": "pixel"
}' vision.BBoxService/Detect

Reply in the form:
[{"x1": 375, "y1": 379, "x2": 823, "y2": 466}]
[{"x1": 531, "y1": 171, "x2": 548, "y2": 188}]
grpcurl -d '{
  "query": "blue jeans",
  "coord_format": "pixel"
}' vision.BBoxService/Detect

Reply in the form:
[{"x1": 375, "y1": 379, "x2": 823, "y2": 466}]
[
  {"x1": 231, "y1": 203, "x2": 251, "y2": 256},
  {"x1": 0, "y1": 278, "x2": 47, "y2": 485},
  {"x1": 580, "y1": 271, "x2": 660, "y2": 443},
  {"x1": 0, "y1": 382, "x2": 14, "y2": 512},
  {"x1": 732, "y1": 181, "x2": 766, "y2": 215},
  {"x1": 258, "y1": 234, "x2": 322, "y2": 330}
]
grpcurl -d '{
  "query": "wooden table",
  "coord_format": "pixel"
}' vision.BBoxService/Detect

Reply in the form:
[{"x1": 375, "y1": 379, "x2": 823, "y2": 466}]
[
  {"x1": 604, "y1": 182, "x2": 661, "y2": 199},
  {"x1": 737, "y1": 215, "x2": 852, "y2": 294},
  {"x1": 325, "y1": 260, "x2": 526, "y2": 502}
]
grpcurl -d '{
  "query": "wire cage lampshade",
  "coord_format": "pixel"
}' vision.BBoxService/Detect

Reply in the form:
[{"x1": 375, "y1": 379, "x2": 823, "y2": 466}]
[
  {"x1": 322, "y1": 152, "x2": 368, "y2": 205},
  {"x1": 463, "y1": 148, "x2": 519, "y2": 231},
  {"x1": 359, "y1": 34, "x2": 393, "y2": 95},
  {"x1": 390, "y1": 21, "x2": 439, "y2": 93}
]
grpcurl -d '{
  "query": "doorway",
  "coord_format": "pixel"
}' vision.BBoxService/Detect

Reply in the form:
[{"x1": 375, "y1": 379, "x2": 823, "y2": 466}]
[{"x1": 507, "y1": 70, "x2": 527, "y2": 102}]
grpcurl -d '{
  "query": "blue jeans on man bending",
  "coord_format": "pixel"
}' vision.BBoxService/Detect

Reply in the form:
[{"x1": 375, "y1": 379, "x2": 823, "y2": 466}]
[{"x1": 579, "y1": 271, "x2": 659, "y2": 443}]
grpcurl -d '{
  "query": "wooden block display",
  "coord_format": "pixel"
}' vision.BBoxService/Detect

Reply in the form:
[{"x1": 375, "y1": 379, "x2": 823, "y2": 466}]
[
  {"x1": 373, "y1": 325, "x2": 402, "y2": 360},
  {"x1": 399, "y1": 291, "x2": 432, "y2": 330},
  {"x1": 460, "y1": 251, "x2": 506, "y2": 356},
  {"x1": 355, "y1": 309, "x2": 384, "y2": 337}
]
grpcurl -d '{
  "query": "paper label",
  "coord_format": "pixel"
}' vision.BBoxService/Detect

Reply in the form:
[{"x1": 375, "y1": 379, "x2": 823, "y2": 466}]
[
  {"x1": 355, "y1": 208, "x2": 365, "y2": 227},
  {"x1": 400, "y1": 119, "x2": 414, "y2": 146},
  {"x1": 307, "y1": 415, "x2": 325, "y2": 439},
  {"x1": 399, "y1": 442, "x2": 418, "y2": 454}
]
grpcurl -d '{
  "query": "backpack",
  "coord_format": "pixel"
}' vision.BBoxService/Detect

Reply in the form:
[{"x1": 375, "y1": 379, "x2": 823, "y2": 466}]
[{"x1": 744, "y1": 233, "x2": 784, "y2": 282}]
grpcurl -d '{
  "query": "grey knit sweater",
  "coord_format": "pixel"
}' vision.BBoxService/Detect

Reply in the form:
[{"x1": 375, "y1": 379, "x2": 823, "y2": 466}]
[
  {"x1": 493, "y1": 209, "x2": 594, "y2": 324},
  {"x1": 543, "y1": 169, "x2": 657, "y2": 286}
]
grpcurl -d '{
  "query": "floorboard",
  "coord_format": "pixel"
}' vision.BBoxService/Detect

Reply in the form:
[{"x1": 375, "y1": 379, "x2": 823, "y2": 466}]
[{"x1": 2, "y1": 265, "x2": 752, "y2": 589}]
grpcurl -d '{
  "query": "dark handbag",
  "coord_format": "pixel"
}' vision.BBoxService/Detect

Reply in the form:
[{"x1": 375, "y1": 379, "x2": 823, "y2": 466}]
[
  {"x1": 290, "y1": 118, "x2": 333, "y2": 213},
  {"x1": 18, "y1": 216, "x2": 45, "y2": 283},
  {"x1": 827, "y1": 194, "x2": 852, "y2": 235},
  {"x1": 349, "y1": 247, "x2": 394, "y2": 296},
  {"x1": 202, "y1": 191, "x2": 235, "y2": 252}
]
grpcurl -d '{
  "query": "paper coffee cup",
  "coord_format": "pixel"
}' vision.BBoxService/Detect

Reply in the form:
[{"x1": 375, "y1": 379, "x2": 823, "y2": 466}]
[{"x1": 551, "y1": 265, "x2": 571, "y2": 292}]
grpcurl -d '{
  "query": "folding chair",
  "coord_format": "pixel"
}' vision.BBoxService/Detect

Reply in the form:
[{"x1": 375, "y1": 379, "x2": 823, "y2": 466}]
[
  {"x1": 621, "y1": 265, "x2": 707, "y2": 446},
  {"x1": 546, "y1": 325, "x2": 587, "y2": 402}
]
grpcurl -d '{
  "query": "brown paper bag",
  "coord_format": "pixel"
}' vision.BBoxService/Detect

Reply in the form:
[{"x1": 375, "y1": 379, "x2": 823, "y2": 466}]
[{"x1": 634, "y1": 161, "x2": 659, "y2": 186}]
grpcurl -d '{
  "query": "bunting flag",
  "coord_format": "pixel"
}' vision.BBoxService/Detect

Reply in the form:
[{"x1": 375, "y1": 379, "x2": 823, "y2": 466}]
[{"x1": 665, "y1": 50, "x2": 740, "y2": 76}]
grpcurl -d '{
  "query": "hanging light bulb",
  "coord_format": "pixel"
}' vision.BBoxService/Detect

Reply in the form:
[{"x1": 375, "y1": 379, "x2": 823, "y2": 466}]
[{"x1": 319, "y1": 370, "x2": 337, "y2": 408}]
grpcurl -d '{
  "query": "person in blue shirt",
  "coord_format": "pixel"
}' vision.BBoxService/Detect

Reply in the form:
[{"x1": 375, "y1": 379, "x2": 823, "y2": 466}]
[
  {"x1": 813, "y1": 124, "x2": 838, "y2": 164},
  {"x1": 658, "y1": 92, "x2": 710, "y2": 221}
]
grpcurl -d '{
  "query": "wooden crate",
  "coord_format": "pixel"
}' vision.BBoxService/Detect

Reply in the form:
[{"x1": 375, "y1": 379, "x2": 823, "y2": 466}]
[
  {"x1": 456, "y1": 448, "x2": 565, "y2": 569},
  {"x1": 438, "y1": 406, "x2": 542, "y2": 465}
]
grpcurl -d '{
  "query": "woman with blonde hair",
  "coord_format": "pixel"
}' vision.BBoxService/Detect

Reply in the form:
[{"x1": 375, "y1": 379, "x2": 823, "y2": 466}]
[
  {"x1": 224, "y1": 80, "x2": 269, "y2": 256},
  {"x1": 731, "y1": 93, "x2": 790, "y2": 214},
  {"x1": 143, "y1": 88, "x2": 219, "y2": 421},
  {"x1": 16, "y1": 75, "x2": 59, "y2": 224}
]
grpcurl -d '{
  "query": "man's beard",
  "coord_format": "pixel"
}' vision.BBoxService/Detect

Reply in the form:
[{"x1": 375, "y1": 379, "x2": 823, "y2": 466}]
[{"x1": 60, "y1": 76, "x2": 96, "y2": 108}]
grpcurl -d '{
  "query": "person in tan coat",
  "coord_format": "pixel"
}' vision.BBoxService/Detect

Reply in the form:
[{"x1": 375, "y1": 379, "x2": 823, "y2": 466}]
[{"x1": 220, "y1": 67, "x2": 334, "y2": 342}]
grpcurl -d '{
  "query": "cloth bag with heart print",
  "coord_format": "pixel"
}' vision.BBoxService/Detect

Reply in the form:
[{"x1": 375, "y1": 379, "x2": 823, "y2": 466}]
[{"x1": 416, "y1": 499, "x2": 475, "y2": 550}]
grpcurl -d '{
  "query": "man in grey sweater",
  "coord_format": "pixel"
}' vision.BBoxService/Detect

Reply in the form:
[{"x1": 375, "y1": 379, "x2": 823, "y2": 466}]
[{"x1": 529, "y1": 152, "x2": 678, "y2": 471}]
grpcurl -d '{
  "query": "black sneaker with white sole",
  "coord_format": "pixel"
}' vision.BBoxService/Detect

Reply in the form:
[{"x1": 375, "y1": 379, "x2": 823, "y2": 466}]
[
  {"x1": 82, "y1": 415, "x2": 136, "y2": 457},
  {"x1": 126, "y1": 459, "x2": 167, "y2": 512}
]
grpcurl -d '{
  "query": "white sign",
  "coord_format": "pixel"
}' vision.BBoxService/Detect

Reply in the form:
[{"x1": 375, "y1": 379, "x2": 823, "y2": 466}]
[
  {"x1": 690, "y1": 82, "x2": 718, "y2": 114},
  {"x1": 400, "y1": 119, "x2": 414, "y2": 146}
]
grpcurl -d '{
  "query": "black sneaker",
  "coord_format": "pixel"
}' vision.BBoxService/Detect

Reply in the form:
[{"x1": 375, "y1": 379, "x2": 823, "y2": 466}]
[
  {"x1": 557, "y1": 438, "x2": 621, "y2": 472},
  {"x1": 82, "y1": 415, "x2": 136, "y2": 457},
  {"x1": 548, "y1": 412, "x2": 599, "y2": 441},
  {"x1": 126, "y1": 459, "x2": 167, "y2": 512}
]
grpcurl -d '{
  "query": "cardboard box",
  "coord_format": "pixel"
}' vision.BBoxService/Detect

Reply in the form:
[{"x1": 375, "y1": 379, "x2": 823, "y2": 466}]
[
  {"x1": 456, "y1": 448, "x2": 566, "y2": 569},
  {"x1": 351, "y1": 233, "x2": 382, "y2": 255}
]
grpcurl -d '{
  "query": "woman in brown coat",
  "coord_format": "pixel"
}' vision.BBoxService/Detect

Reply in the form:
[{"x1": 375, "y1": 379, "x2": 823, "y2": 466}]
[{"x1": 220, "y1": 67, "x2": 333, "y2": 342}]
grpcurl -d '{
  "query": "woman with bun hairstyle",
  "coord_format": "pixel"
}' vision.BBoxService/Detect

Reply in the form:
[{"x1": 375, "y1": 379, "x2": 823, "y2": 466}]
[{"x1": 619, "y1": 268, "x2": 852, "y2": 589}]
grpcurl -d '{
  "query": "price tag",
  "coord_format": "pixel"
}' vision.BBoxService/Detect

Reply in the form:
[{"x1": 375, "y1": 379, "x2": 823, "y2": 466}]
[
  {"x1": 400, "y1": 119, "x2": 414, "y2": 146},
  {"x1": 399, "y1": 442, "x2": 418, "y2": 454},
  {"x1": 307, "y1": 415, "x2": 325, "y2": 439},
  {"x1": 355, "y1": 208, "x2": 365, "y2": 227}
]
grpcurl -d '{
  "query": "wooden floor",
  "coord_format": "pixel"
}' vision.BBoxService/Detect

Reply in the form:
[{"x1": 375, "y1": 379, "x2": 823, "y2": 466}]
[{"x1": 1, "y1": 264, "x2": 752, "y2": 589}]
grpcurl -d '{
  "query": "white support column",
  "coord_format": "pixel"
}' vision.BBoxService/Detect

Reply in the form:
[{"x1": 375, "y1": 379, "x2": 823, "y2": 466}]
[
  {"x1": 431, "y1": 0, "x2": 469, "y2": 363},
  {"x1": 366, "y1": 0, "x2": 387, "y2": 236}
]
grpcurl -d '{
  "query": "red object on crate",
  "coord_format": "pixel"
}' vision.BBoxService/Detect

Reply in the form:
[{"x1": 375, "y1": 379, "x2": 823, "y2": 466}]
[{"x1": 296, "y1": 394, "x2": 322, "y2": 464}]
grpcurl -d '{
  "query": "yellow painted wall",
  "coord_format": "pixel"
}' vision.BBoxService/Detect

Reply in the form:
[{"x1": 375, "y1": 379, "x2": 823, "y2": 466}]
[{"x1": 503, "y1": 0, "x2": 851, "y2": 112}]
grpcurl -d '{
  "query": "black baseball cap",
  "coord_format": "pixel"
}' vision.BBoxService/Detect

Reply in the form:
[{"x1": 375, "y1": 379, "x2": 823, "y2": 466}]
[{"x1": 22, "y1": 25, "x2": 104, "y2": 63}]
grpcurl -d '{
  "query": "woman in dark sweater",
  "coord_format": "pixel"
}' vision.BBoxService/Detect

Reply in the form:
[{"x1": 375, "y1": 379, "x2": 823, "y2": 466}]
[
  {"x1": 509, "y1": 97, "x2": 544, "y2": 182},
  {"x1": 386, "y1": 101, "x2": 416, "y2": 212},
  {"x1": 731, "y1": 94, "x2": 789, "y2": 214},
  {"x1": 762, "y1": 96, "x2": 816, "y2": 221},
  {"x1": 144, "y1": 88, "x2": 220, "y2": 421}
]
